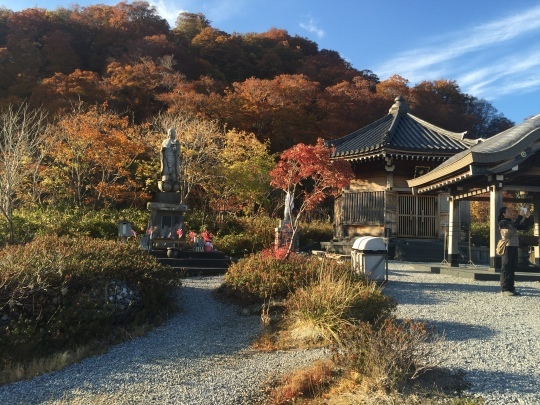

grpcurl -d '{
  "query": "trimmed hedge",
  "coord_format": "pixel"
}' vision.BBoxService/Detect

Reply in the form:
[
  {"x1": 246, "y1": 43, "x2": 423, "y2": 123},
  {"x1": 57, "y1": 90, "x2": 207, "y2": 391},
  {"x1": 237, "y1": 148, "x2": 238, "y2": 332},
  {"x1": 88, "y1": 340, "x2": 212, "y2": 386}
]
[{"x1": 0, "y1": 235, "x2": 180, "y2": 364}]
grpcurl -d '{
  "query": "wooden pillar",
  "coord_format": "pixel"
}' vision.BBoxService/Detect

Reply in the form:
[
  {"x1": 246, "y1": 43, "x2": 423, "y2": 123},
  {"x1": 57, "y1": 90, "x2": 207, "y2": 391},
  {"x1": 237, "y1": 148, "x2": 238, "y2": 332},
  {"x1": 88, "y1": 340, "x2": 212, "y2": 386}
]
[
  {"x1": 534, "y1": 192, "x2": 540, "y2": 266},
  {"x1": 448, "y1": 195, "x2": 460, "y2": 267},
  {"x1": 489, "y1": 183, "x2": 503, "y2": 271}
]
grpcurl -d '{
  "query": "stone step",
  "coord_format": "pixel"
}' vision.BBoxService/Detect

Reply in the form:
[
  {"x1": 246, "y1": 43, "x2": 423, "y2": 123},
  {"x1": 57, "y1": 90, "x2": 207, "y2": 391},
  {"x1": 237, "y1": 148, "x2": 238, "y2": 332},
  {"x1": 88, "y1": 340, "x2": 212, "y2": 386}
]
[
  {"x1": 167, "y1": 266, "x2": 229, "y2": 276},
  {"x1": 158, "y1": 257, "x2": 232, "y2": 268},
  {"x1": 150, "y1": 249, "x2": 228, "y2": 259},
  {"x1": 394, "y1": 239, "x2": 446, "y2": 262},
  {"x1": 149, "y1": 249, "x2": 234, "y2": 276}
]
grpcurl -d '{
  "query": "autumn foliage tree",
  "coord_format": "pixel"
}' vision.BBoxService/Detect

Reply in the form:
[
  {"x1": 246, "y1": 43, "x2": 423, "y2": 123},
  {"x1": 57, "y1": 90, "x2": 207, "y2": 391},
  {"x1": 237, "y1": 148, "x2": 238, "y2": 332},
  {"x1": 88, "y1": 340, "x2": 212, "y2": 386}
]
[
  {"x1": 0, "y1": 5, "x2": 517, "y2": 228},
  {"x1": 223, "y1": 74, "x2": 322, "y2": 152},
  {"x1": 149, "y1": 114, "x2": 273, "y2": 215},
  {"x1": 0, "y1": 5, "x2": 513, "y2": 145},
  {"x1": 270, "y1": 138, "x2": 354, "y2": 257},
  {"x1": 43, "y1": 103, "x2": 149, "y2": 207},
  {"x1": 211, "y1": 128, "x2": 274, "y2": 214}
]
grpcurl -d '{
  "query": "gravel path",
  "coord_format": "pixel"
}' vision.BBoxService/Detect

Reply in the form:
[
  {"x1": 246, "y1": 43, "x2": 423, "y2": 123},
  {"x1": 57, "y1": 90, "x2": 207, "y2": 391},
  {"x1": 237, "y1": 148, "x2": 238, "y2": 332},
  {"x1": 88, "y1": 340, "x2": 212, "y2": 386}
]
[
  {"x1": 0, "y1": 276, "x2": 326, "y2": 405},
  {"x1": 1, "y1": 264, "x2": 539, "y2": 404},
  {"x1": 383, "y1": 261, "x2": 540, "y2": 405}
]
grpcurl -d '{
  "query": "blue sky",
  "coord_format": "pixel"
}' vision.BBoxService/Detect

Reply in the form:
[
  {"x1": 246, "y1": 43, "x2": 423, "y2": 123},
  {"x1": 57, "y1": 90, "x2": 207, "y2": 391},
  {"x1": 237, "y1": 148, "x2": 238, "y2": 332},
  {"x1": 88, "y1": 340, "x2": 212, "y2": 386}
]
[{"x1": 4, "y1": 0, "x2": 540, "y2": 124}]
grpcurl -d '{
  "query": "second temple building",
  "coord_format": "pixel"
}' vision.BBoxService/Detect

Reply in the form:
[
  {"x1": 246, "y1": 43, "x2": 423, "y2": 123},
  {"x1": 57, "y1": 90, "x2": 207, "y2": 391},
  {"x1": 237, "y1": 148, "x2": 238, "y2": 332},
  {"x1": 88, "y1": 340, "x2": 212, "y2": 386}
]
[{"x1": 325, "y1": 96, "x2": 475, "y2": 253}]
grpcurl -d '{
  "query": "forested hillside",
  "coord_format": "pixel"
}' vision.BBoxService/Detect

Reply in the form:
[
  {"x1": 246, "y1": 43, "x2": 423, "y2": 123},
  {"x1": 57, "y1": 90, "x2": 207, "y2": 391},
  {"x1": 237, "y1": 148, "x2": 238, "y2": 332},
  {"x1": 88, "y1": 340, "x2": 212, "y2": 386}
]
[{"x1": 0, "y1": 1, "x2": 513, "y2": 153}]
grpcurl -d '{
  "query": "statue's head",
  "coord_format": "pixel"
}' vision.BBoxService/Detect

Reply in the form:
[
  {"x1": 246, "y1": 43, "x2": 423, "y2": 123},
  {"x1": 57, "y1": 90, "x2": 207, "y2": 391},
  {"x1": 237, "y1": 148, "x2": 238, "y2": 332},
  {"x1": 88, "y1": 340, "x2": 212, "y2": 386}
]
[{"x1": 168, "y1": 128, "x2": 176, "y2": 139}]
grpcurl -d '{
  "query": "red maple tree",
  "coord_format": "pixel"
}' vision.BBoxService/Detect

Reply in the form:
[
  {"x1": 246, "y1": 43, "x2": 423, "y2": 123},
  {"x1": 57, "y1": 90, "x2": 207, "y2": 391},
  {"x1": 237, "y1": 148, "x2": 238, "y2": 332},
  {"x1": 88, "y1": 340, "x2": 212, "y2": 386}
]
[{"x1": 270, "y1": 138, "x2": 354, "y2": 258}]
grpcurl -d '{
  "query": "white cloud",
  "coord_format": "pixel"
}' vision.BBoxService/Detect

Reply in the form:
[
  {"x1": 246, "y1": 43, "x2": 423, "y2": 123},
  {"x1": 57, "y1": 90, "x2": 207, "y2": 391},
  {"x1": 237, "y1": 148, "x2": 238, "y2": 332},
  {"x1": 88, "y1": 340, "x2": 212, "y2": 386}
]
[
  {"x1": 375, "y1": 4, "x2": 540, "y2": 99},
  {"x1": 299, "y1": 18, "x2": 325, "y2": 39},
  {"x1": 149, "y1": 0, "x2": 186, "y2": 27},
  {"x1": 457, "y1": 50, "x2": 540, "y2": 97}
]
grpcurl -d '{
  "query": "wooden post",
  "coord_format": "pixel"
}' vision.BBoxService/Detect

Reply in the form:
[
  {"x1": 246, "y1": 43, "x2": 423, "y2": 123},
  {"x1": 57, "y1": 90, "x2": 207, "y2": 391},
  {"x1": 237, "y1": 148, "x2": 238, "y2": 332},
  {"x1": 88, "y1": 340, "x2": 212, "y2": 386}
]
[
  {"x1": 448, "y1": 195, "x2": 460, "y2": 267},
  {"x1": 489, "y1": 182, "x2": 503, "y2": 271},
  {"x1": 534, "y1": 192, "x2": 540, "y2": 266}
]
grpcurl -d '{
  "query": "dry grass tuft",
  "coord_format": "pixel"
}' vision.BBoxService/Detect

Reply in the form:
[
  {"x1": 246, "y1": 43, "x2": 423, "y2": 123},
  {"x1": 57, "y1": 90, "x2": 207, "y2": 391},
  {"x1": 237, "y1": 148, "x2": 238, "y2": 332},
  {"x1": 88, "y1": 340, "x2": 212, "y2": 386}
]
[
  {"x1": 336, "y1": 318, "x2": 445, "y2": 393},
  {"x1": 0, "y1": 345, "x2": 99, "y2": 386},
  {"x1": 268, "y1": 359, "x2": 336, "y2": 404},
  {"x1": 283, "y1": 260, "x2": 395, "y2": 346}
]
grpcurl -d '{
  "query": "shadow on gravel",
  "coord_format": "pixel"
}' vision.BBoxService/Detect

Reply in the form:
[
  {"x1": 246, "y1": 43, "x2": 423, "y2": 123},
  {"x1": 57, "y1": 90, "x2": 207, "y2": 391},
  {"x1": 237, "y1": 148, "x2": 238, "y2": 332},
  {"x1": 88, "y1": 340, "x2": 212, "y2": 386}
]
[
  {"x1": 517, "y1": 285, "x2": 540, "y2": 297},
  {"x1": 405, "y1": 319, "x2": 497, "y2": 341},
  {"x1": 383, "y1": 281, "x2": 500, "y2": 305},
  {"x1": 465, "y1": 368, "x2": 540, "y2": 396}
]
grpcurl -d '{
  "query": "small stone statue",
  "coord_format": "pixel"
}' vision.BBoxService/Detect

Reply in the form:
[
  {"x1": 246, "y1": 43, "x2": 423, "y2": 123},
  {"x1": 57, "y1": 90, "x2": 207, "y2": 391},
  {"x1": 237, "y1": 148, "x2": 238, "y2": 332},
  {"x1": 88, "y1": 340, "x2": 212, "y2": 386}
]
[
  {"x1": 159, "y1": 128, "x2": 181, "y2": 192},
  {"x1": 284, "y1": 190, "x2": 293, "y2": 221}
]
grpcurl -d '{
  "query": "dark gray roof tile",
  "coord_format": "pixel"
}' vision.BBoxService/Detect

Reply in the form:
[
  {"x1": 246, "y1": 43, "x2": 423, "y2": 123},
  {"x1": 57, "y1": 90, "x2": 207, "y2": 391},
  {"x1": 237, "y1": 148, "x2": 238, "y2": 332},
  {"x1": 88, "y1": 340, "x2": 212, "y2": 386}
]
[{"x1": 330, "y1": 96, "x2": 474, "y2": 159}]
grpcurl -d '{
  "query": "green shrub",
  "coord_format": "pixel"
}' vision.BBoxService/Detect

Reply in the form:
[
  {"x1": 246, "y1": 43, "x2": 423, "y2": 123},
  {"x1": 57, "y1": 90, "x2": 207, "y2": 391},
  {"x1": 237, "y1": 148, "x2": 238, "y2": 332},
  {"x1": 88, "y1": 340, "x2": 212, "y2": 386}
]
[
  {"x1": 0, "y1": 207, "x2": 151, "y2": 246},
  {"x1": 284, "y1": 261, "x2": 396, "y2": 344},
  {"x1": 223, "y1": 250, "x2": 321, "y2": 303},
  {"x1": 214, "y1": 232, "x2": 271, "y2": 257},
  {"x1": 469, "y1": 223, "x2": 490, "y2": 247},
  {"x1": 213, "y1": 217, "x2": 332, "y2": 257},
  {"x1": 299, "y1": 220, "x2": 333, "y2": 249},
  {"x1": 213, "y1": 216, "x2": 275, "y2": 257},
  {"x1": 0, "y1": 235, "x2": 180, "y2": 365},
  {"x1": 3, "y1": 209, "x2": 332, "y2": 260}
]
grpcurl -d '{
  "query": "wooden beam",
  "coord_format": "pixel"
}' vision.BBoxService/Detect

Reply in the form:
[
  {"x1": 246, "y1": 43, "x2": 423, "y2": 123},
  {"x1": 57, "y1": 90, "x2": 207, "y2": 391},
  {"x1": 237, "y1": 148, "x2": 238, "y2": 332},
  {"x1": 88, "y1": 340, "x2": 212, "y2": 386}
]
[
  {"x1": 454, "y1": 196, "x2": 534, "y2": 202},
  {"x1": 502, "y1": 185, "x2": 540, "y2": 193},
  {"x1": 453, "y1": 187, "x2": 490, "y2": 200}
]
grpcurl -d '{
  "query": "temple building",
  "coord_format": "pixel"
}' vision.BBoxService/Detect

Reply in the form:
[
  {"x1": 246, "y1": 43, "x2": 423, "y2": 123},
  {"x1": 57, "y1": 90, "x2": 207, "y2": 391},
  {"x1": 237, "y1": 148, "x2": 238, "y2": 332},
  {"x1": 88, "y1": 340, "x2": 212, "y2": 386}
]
[{"x1": 323, "y1": 96, "x2": 475, "y2": 255}]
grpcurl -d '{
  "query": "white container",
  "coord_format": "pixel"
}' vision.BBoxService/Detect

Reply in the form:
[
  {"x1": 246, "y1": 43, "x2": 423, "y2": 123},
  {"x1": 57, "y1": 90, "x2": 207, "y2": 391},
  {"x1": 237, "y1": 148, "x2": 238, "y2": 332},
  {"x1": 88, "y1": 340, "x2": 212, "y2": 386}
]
[{"x1": 351, "y1": 236, "x2": 388, "y2": 281}]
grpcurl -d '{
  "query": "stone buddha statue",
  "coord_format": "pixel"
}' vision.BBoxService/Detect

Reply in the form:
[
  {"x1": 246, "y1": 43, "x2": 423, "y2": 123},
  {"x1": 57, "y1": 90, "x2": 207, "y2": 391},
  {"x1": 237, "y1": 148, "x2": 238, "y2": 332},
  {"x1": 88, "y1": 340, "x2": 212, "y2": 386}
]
[{"x1": 158, "y1": 128, "x2": 181, "y2": 192}]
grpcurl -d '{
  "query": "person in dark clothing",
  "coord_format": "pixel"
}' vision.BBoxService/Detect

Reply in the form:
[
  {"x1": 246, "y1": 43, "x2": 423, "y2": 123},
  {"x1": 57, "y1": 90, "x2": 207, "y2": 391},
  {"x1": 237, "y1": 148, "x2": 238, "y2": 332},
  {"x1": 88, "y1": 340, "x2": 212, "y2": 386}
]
[{"x1": 498, "y1": 206, "x2": 532, "y2": 296}]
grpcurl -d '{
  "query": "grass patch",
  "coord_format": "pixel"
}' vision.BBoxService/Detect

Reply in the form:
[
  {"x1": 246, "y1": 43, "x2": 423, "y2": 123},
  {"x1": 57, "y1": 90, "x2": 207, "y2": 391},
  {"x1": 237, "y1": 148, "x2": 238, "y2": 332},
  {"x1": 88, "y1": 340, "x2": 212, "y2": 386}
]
[
  {"x1": 283, "y1": 261, "x2": 396, "y2": 346},
  {"x1": 225, "y1": 251, "x2": 480, "y2": 404},
  {"x1": 0, "y1": 345, "x2": 100, "y2": 386}
]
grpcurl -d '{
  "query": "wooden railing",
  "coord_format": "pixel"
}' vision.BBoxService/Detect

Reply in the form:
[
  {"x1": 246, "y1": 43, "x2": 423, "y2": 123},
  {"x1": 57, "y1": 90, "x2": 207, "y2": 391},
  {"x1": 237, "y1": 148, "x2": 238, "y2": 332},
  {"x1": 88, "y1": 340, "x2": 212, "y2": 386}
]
[{"x1": 339, "y1": 191, "x2": 385, "y2": 225}]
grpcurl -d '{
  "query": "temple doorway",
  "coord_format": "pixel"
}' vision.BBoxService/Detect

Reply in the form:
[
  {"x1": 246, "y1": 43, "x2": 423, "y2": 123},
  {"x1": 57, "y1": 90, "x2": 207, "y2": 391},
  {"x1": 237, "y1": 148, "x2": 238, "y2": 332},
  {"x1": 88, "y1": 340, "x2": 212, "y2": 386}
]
[{"x1": 397, "y1": 195, "x2": 437, "y2": 237}]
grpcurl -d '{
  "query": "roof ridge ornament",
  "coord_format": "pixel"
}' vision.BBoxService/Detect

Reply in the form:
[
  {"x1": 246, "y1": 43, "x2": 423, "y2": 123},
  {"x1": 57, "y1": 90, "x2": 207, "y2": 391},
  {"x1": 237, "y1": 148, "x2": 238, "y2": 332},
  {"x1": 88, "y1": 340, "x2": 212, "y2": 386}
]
[{"x1": 388, "y1": 95, "x2": 410, "y2": 115}]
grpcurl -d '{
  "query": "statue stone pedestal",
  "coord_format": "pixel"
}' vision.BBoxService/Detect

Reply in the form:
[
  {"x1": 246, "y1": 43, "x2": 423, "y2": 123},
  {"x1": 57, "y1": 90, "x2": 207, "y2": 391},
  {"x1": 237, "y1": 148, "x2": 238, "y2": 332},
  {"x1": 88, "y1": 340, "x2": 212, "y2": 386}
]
[
  {"x1": 275, "y1": 217, "x2": 299, "y2": 252},
  {"x1": 146, "y1": 192, "x2": 188, "y2": 252}
]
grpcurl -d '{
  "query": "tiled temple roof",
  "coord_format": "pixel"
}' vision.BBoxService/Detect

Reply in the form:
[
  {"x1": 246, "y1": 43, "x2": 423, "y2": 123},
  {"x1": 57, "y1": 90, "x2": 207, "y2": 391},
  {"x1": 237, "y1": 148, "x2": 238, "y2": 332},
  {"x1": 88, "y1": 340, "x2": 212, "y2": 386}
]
[{"x1": 330, "y1": 96, "x2": 475, "y2": 161}]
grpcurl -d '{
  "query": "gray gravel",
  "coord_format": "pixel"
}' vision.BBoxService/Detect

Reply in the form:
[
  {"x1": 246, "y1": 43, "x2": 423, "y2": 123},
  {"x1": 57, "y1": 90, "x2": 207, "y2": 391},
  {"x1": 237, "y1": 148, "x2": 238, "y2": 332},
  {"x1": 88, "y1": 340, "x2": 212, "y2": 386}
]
[
  {"x1": 2, "y1": 263, "x2": 539, "y2": 404},
  {"x1": 383, "y1": 261, "x2": 540, "y2": 405},
  {"x1": 0, "y1": 276, "x2": 326, "y2": 405}
]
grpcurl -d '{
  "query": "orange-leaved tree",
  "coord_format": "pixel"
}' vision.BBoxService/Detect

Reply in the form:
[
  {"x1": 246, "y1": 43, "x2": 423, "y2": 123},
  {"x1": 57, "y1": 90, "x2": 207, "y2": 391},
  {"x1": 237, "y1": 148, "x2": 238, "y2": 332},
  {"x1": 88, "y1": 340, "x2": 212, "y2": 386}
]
[
  {"x1": 43, "y1": 103, "x2": 149, "y2": 207},
  {"x1": 270, "y1": 138, "x2": 354, "y2": 258}
]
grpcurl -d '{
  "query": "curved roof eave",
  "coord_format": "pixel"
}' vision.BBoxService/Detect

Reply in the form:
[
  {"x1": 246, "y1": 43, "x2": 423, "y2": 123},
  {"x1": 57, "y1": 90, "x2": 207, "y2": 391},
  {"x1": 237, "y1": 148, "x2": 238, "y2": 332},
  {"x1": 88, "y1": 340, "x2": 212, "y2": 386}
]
[
  {"x1": 408, "y1": 114, "x2": 540, "y2": 188},
  {"x1": 407, "y1": 114, "x2": 472, "y2": 144}
]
